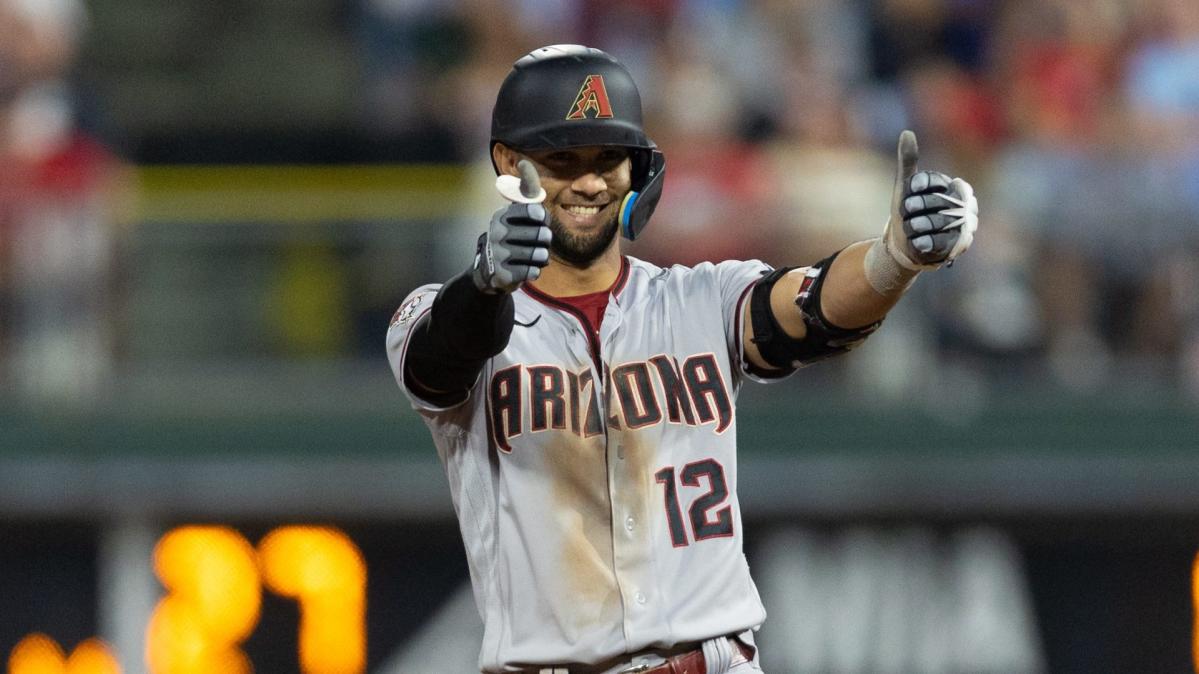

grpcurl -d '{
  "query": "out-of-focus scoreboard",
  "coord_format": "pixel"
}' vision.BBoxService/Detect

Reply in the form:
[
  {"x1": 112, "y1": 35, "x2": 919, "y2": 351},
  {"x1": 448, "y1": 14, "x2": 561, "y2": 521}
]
[
  {"x1": 1, "y1": 520, "x2": 471, "y2": 674},
  {"x1": 4, "y1": 387, "x2": 1199, "y2": 672},
  {"x1": 7, "y1": 524, "x2": 366, "y2": 674},
  {"x1": 5, "y1": 519, "x2": 1199, "y2": 673}
]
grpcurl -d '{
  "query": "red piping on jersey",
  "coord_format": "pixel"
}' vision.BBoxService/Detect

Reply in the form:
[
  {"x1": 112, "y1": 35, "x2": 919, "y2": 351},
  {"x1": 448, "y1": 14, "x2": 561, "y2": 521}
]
[
  {"x1": 610, "y1": 255, "x2": 632, "y2": 298},
  {"x1": 520, "y1": 257, "x2": 631, "y2": 373}
]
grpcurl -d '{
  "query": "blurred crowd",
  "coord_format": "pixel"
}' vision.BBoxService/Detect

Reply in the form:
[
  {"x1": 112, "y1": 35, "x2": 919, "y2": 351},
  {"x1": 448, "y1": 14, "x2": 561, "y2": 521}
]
[
  {"x1": 0, "y1": 0, "x2": 124, "y2": 403},
  {"x1": 362, "y1": 0, "x2": 1199, "y2": 394},
  {"x1": 3, "y1": 0, "x2": 1199, "y2": 401}
]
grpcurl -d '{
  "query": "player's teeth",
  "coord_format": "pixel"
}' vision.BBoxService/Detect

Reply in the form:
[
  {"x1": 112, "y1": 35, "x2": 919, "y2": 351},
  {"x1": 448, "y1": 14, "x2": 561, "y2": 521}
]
[{"x1": 566, "y1": 206, "x2": 600, "y2": 215}]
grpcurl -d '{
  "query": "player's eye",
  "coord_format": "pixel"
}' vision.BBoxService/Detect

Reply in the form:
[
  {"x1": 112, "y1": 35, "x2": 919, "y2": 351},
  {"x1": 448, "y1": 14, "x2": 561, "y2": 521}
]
[
  {"x1": 595, "y1": 151, "x2": 627, "y2": 174},
  {"x1": 599, "y1": 150, "x2": 627, "y2": 163}
]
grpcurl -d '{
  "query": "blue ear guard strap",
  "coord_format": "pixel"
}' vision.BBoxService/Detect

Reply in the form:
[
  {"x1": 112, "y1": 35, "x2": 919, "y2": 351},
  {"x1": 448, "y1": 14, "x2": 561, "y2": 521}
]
[
  {"x1": 619, "y1": 191, "x2": 640, "y2": 239},
  {"x1": 618, "y1": 149, "x2": 665, "y2": 241}
]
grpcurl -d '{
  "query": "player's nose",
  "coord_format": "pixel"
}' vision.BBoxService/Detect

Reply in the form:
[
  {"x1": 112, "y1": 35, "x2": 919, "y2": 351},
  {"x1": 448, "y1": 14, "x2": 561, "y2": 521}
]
[{"x1": 570, "y1": 170, "x2": 608, "y2": 197}]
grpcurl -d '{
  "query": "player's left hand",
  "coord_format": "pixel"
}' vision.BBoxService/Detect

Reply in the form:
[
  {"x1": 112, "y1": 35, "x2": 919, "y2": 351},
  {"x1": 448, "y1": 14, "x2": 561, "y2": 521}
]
[{"x1": 882, "y1": 130, "x2": 979, "y2": 270}]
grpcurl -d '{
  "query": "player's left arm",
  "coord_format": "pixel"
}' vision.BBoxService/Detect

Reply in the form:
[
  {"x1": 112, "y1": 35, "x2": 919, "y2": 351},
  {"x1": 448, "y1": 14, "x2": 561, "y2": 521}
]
[{"x1": 744, "y1": 130, "x2": 978, "y2": 371}]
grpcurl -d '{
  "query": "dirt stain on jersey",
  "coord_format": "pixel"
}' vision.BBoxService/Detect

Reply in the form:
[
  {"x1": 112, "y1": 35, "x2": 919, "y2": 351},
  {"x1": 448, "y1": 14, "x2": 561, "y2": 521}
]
[{"x1": 547, "y1": 435, "x2": 620, "y2": 628}]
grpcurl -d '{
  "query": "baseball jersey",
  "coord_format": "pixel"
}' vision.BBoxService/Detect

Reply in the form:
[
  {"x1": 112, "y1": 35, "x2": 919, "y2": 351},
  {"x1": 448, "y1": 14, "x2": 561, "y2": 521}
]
[{"x1": 386, "y1": 256, "x2": 790, "y2": 672}]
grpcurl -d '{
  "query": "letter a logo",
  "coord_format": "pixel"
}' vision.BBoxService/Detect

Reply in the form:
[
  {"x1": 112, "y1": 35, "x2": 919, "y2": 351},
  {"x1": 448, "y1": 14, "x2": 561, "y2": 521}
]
[{"x1": 566, "y1": 75, "x2": 614, "y2": 120}]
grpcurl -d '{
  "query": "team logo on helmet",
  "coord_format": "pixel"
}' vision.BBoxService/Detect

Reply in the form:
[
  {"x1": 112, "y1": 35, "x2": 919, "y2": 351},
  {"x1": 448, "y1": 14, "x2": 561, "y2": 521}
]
[{"x1": 565, "y1": 75, "x2": 614, "y2": 120}]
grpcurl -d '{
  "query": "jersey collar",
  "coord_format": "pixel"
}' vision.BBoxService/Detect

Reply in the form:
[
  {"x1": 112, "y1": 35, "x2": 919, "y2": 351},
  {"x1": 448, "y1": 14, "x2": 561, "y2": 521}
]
[{"x1": 522, "y1": 255, "x2": 631, "y2": 307}]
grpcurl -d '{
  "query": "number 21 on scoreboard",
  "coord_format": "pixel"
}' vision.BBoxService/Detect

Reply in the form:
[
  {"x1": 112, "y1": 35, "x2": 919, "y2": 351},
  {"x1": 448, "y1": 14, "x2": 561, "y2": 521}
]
[{"x1": 147, "y1": 525, "x2": 365, "y2": 674}]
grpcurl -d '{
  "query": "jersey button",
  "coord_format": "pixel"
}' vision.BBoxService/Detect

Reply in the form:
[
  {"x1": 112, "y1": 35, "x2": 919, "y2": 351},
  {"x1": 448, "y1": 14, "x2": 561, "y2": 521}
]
[
  {"x1": 625, "y1": 516, "x2": 635, "y2": 531},
  {"x1": 634, "y1": 591, "x2": 647, "y2": 604}
]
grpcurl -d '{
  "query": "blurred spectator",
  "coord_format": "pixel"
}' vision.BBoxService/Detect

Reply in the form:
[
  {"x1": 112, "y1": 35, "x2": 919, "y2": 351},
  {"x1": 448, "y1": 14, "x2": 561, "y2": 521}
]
[
  {"x1": 356, "y1": 0, "x2": 587, "y2": 161},
  {"x1": 994, "y1": 0, "x2": 1127, "y2": 148},
  {"x1": 1125, "y1": 0, "x2": 1199, "y2": 152},
  {"x1": 904, "y1": 58, "x2": 1005, "y2": 174},
  {"x1": 631, "y1": 31, "x2": 784, "y2": 267},
  {"x1": 766, "y1": 68, "x2": 889, "y2": 263},
  {"x1": 356, "y1": 0, "x2": 475, "y2": 161},
  {"x1": 1122, "y1": 0, "x2": 1199, "y2": 391},
  {"x1": 0, "y1": 0, "x2": 126, "y2": 402},
  {"x1": 977, "y1": 0, "x2": 1199, "y2": 390}
]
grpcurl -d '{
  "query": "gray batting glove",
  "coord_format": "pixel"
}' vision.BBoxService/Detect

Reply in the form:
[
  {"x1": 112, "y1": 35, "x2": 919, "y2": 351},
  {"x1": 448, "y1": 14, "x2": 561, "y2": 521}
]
[
  {"x1": 882, "y1": 130, "x2": 979, "y2": 270},
  {"x1": 472, "y1": 160, "x2": 553, "y2": 294}
]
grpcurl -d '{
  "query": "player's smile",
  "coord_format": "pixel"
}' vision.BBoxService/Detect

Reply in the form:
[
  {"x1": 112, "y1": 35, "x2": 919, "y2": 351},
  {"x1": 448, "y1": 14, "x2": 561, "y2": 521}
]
[
  {"x1": 564, "y1": 204, "x2": 602, "y2": 217},
  {"x1": 558, "y1": 201, "x2": 611, "y2": 228}
]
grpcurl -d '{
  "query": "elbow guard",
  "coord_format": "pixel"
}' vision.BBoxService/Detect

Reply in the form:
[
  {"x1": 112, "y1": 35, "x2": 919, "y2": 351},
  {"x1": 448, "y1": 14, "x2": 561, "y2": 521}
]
[{"x1": 749, "y1": 253, "x2": 882, "y2": 369}]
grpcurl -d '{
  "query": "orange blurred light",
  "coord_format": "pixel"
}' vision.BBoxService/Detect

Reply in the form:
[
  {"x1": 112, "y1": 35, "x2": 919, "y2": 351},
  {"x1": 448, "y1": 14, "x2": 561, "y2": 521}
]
[
  {"x1": 8, "y1": 634, "x2": 121, "y2": 674},
  {"x1": 65, "y1": 641, "x2": 121, "y2": 674},
  {"x1": 259, "y1": 526, "x2": 366, "y2": 674},
  {"x1": 146, "y1": 526, "x2": 260, "y2": 674},
  {"x1": 9, "y1": 634, "x2": 64, "y2": 674},
  {"x1": 1193, "y1": 552, "x2": 1199, "y2": 673}
]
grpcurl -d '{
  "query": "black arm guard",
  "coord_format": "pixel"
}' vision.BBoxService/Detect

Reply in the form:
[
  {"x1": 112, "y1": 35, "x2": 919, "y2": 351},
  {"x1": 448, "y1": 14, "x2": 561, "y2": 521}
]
[
  {"x1": 405, "y1": 271, "x2": 515, "y2": 405},
  {"x1": 749, "y1": 252, "x2": 881, "y2": 369}
]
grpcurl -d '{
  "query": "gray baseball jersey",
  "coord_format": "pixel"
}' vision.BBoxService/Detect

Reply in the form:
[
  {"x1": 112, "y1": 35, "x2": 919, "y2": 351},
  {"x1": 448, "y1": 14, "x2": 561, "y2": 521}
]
[{"x1": 386, "y1": 256, "x2": 787, "y2": 672}]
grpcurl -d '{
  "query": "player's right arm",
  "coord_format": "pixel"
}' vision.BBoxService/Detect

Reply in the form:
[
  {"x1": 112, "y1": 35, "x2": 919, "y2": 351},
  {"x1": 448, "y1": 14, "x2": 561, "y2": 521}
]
[{"x1": 395, "y1": 161, "x2": 552, "y2": 407}]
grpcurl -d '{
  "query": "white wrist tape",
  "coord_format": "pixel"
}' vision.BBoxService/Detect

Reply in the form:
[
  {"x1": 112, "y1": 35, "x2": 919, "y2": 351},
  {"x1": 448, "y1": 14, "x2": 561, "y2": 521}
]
[{"x1": 864, "y1": 237, "x2": 919, "y2": 295}]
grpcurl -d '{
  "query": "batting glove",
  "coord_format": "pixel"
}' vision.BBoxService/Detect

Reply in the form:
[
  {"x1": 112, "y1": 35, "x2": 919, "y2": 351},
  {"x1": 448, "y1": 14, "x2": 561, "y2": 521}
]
[
  {"x1": 472, "y1": 160, "x2": 552, "y2": 294},
  {"x1": 883, "y1": 130, "x2": 978, "y2": 270}
]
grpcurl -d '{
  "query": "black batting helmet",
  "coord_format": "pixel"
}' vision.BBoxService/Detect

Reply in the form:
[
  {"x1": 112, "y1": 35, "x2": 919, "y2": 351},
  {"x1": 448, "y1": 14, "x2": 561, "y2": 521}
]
[{"x1": 491, "y1": 44, "x2": 666, "y2": 241}]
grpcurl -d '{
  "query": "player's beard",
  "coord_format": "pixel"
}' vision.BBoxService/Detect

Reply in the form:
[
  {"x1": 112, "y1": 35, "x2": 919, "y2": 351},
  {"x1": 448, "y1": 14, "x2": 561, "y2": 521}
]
[{"x1": 548, "y1": 209, "x2": 620, "y2": 268}]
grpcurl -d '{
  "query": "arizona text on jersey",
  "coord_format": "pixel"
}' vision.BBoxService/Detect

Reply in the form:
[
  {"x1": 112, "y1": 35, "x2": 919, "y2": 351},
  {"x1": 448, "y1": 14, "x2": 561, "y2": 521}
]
[{"x1": 386, "y1": 257, "x2": 783, "y2": 671}]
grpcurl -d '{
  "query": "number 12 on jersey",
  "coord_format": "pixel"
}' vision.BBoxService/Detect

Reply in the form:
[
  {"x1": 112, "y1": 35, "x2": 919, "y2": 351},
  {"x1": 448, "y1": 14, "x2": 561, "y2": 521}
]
[{"x1": 654, "y1": 459, "x2": 734, "y2": 547}]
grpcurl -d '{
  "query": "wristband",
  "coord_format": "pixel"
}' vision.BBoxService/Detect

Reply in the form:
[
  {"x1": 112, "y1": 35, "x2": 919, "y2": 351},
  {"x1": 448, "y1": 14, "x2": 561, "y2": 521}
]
[{"x1": 864, "y1": 237, "x2": 919, "y2": 296}]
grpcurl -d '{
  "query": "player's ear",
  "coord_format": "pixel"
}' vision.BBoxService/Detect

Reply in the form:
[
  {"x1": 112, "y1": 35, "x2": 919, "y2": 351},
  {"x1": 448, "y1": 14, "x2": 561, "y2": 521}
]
[{"x1": 492, "y1": 143, "x2": 521, "y2": 176}]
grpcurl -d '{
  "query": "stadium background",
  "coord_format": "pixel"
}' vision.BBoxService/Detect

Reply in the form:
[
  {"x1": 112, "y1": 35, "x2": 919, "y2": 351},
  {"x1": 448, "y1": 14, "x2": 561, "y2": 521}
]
[{"x1": 2, "y1": 0, "x2": 1199, "y2": 672}]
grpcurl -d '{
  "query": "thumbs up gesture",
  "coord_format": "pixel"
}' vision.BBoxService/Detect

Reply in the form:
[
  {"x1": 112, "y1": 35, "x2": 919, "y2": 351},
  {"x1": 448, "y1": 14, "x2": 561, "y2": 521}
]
[
  {"x1": 882, "y1": 130, "x2": 978, "y2": 270},
  {"x1": 472, "y1": 159, "x2": 553, "y2": 294}
]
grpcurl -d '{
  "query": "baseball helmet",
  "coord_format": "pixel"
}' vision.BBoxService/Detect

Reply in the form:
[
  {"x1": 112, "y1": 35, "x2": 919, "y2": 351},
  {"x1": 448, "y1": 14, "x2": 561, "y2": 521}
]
[{"x1": 491, "y1": 44, "x2": 666, "y2": 241}]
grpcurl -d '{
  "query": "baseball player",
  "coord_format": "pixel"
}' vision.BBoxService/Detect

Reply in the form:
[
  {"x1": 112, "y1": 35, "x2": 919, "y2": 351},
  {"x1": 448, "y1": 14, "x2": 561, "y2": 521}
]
[{"x1": 386, "y1": 45, "x2": 978, "y2": 674}]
